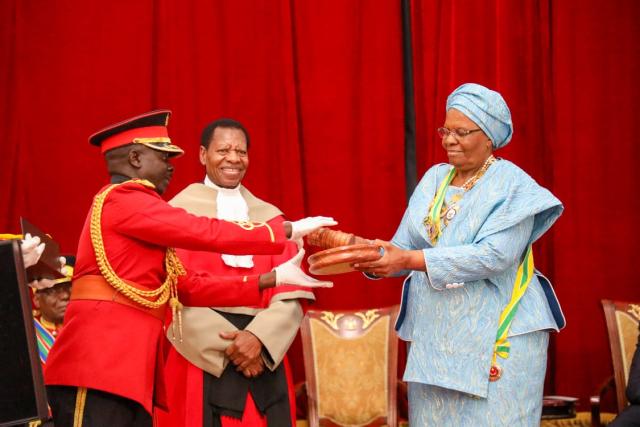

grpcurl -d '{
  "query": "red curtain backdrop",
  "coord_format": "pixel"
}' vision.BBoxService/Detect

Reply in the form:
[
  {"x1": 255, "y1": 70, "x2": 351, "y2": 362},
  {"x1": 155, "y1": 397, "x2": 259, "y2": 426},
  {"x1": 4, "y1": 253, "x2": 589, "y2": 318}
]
[
  {"x1": 0, "y1": 0, "x2": 406, "y2": 386},
  {"x1": 1, "y1": 0, "x2": 638, "y2": 407}
]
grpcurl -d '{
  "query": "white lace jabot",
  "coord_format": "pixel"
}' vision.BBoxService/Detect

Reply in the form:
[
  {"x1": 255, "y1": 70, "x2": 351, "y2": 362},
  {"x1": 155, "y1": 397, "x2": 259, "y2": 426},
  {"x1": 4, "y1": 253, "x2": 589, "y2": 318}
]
[{"x1": 204, "y1": 176, "x2": 254, "y2": 268}]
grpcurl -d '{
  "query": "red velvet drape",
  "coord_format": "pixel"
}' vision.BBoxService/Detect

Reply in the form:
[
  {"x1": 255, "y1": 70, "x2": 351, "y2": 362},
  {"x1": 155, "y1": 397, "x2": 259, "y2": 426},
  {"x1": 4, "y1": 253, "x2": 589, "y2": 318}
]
[
  {"x1": 0, "y1": 0, "x2": 406, "y2": 386},
  {"x1": 1, "y1": 0, "x2": 638, "y2": 408}
]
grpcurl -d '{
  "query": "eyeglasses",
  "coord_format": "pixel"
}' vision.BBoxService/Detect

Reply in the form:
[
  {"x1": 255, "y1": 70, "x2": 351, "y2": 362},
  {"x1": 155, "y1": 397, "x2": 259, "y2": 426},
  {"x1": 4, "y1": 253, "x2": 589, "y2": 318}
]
[
  {"x1": 37, "y1": 283, "x2": 71, "y2": 297},
  {"x1": 437, "y1": 127, "x2": 483, "y2": 139}
]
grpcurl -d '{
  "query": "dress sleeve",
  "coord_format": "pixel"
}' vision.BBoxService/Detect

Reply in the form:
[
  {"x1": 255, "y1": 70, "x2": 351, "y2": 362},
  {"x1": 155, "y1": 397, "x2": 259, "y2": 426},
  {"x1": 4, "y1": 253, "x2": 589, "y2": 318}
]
[
  {"x1": 106, "y1": 184, "x2": 285, "y2": 254},
  {"x1": 391, "y1": 205, "x2": 417, "y2": 251},
  {"x1": 387, "y1": 205, "x2": 423, "y2": 278},
  {"x1": 422, "y1": 216, "x2": 534, "y2": 290},
  {"x1": 387, "y1": 165, "x2": 440, "y2": 278}
]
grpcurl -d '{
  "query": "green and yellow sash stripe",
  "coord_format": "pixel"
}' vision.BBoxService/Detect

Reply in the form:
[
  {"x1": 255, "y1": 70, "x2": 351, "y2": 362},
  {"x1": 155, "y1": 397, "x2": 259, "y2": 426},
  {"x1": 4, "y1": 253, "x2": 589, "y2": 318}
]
[
  {"x1": 424, "y1": 167, "x2": 456, "y2": 245},
  {"x1": 491, "y1": 245, "x2": 534, "y2": 372}
]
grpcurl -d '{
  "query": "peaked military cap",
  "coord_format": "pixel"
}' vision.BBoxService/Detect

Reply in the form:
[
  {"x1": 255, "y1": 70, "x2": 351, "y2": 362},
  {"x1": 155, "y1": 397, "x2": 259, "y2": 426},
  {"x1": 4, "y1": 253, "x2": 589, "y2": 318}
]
[{"x1": 88, "y1": 109, "x2": 184, "y2": 157}]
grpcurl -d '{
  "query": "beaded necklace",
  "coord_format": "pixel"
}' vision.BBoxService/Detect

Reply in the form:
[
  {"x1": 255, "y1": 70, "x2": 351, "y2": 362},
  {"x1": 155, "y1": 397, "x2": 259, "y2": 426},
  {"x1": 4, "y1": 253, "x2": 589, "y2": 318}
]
[{"x1": 423, "y1": 155, "x2": 497, "y2": 245}]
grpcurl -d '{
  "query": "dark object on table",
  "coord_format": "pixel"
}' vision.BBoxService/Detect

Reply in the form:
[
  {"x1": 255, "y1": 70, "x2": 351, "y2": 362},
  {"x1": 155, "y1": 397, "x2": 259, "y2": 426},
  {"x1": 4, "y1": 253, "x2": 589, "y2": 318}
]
[{"x1": 541, "y1": 396, "x2": 578, "y2": 419}]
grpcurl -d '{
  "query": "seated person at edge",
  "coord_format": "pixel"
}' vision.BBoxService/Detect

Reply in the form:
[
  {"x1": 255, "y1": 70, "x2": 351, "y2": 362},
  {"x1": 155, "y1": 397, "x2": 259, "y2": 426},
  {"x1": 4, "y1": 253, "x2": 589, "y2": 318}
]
[
  {"x1": 44, "y1": 110, "x2": 335, "y2": 427},
  {"x1": 156, "y1": 118, "x2": 315, "y2": 427},
  {"x1": 354, "y1": 83, "x2": 565, "y2": 426},
  {"x1": 33, "y1": 257, "x2": 75, "y2": 369},
  {"x1": 610, "y1": 322, "x2": 640, "y2": 426}
]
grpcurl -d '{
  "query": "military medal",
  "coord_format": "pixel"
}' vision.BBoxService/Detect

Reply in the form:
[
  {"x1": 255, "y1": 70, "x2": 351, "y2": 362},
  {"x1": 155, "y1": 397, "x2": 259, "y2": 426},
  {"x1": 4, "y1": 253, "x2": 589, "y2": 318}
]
[
  {"x1": 442, "y1": 193, "x2": 462, "y2": 226},
  {"x1": 444, "y1": 205, "x2": 457, "y2": 221},
  {"x1": 489, "y1": 364, "x2": 502, "y2": 382}
]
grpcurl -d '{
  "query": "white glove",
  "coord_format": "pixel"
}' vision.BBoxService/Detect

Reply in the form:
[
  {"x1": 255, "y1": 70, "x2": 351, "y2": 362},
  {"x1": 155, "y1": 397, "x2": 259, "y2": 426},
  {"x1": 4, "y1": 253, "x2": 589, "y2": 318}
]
[
  {"x1": 290, "y1": 216, "x2": 338, "y2": 241},
  {"x1": 21, "y1": 233, "x2": 45, "y2": 268},
  {"x1": 274, "y1": 249, "x2": 333, "y2": 288}
]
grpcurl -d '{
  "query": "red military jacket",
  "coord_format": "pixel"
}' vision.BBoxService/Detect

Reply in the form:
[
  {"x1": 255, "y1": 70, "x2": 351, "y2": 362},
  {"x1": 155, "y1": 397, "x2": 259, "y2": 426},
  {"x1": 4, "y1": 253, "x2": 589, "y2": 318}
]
[{"x1": 44, "y1": 181, "x2": 286, "y2": 414}]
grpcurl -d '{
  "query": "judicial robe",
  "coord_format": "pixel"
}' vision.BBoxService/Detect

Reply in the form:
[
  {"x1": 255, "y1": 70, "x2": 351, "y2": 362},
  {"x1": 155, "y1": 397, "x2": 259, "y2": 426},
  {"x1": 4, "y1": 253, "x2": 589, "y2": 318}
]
[{"x1": 155, "y1": 183, "x2": 314, "y2": 427}]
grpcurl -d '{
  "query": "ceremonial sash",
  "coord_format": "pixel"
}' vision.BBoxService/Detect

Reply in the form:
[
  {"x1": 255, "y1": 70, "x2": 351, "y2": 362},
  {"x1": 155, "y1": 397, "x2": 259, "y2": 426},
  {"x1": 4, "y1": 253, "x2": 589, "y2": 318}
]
[
  {"x1": 424, "y1": 158, "x2": 496, "y2": 245},
  {"x1": 489, "y1": 245, "x2": 534, "y2": 381},
  {"x1": 424, "y1": 167, "x2": 456, "y2": 245},
  {"x1": 33, "y1": 319, "x2": 55, "y2": 365}
]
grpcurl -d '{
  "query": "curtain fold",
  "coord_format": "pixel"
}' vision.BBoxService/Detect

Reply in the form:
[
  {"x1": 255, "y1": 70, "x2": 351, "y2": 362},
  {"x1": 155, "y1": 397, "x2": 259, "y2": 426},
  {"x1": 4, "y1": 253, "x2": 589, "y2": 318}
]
[
  {"x1": 549, "y1": 0, "x2": 640, "y2": 403},
  {"x1": 0, "y1": 0, "x2": 406, "y2": 388}
]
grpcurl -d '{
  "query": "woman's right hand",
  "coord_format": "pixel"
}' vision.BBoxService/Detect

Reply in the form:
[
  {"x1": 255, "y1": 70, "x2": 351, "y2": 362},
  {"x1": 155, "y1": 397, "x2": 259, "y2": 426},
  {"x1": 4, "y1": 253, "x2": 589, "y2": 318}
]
[{"x1": 353, "y1": 240, "x2": 426, "y2": 277}]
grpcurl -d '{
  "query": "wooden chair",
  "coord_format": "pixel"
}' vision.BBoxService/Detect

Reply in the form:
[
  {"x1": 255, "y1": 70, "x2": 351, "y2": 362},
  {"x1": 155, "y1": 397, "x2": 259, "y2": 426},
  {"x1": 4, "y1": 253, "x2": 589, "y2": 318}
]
[
  {"x1": 591, "y1": 300, "x2": 640, "y2": 426},
  {"x1": 298, "y1": 306, "x2": 401, "y2": 427}
]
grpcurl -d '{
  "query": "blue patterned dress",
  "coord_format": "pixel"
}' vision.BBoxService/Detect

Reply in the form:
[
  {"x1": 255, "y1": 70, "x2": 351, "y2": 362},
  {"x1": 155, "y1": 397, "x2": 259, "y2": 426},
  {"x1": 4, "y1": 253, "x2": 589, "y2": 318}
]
[{"x1": 392, "y1": 159, "x2": 564, "y2": 426}]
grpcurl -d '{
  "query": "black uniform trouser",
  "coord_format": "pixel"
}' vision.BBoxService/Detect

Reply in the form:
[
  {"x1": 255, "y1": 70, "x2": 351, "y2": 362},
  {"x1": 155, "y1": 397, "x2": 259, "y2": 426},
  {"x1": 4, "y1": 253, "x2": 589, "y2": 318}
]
[{"x1": 47, "y1": 385, "x2": 151, "y2": 427}]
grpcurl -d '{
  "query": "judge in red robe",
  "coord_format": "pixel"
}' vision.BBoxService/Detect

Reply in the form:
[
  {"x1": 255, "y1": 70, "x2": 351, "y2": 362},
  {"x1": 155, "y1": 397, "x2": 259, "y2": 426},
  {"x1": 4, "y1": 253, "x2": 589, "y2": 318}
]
[{"x1": 155, "y1": 119, "x2": 314, "y2": 427}]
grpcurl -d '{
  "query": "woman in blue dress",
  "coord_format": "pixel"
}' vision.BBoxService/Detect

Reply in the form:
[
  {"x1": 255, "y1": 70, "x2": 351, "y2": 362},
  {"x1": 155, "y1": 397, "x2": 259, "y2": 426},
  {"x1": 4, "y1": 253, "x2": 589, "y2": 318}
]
[{"x1": 355, "y1": 83, "x2": 564, "y2": 426}]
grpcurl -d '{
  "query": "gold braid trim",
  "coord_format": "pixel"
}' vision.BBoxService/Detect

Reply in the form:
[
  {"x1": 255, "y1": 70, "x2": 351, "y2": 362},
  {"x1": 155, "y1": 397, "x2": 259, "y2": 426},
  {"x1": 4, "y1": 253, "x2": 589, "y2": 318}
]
[
  {"x1": 90, "y1": 179, "x2": 186, "y2": 339},
  {"x1": 231, "y1": 220, "x2": 275, "y2": 242},
  {"x1": 73, "y1": 387, "x2": 87, "y2": 427}
]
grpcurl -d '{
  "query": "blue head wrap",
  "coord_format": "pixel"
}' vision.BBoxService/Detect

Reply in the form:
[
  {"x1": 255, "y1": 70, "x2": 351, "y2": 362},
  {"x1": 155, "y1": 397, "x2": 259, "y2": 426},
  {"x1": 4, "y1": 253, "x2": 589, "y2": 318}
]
[{"x1": 446, "y1": 83, "x2": 513, "y2": 149}]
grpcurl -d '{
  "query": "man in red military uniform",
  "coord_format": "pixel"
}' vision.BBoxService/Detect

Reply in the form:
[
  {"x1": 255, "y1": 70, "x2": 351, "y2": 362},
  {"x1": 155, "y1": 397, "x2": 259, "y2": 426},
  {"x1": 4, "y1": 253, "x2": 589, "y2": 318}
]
[
  {"x1": 155, "y1": 119, "x2": 314, "y2": 427},
  {"x1": 44, "y1": 110, "x2": 335, "y2": 427}
]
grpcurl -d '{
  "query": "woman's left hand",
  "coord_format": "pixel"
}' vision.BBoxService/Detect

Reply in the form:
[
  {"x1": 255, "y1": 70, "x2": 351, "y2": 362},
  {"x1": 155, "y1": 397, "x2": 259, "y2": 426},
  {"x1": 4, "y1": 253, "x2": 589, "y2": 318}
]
[{"x1": 352, "y1": 240, "x2": 409, "y2": 277}]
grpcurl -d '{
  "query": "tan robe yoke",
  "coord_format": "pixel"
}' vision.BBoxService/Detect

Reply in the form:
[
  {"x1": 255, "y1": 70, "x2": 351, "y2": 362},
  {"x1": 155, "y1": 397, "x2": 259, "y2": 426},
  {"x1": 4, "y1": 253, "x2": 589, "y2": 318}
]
[{"x1": 168, "y1": 183, "x2": 312, "y2": 377}]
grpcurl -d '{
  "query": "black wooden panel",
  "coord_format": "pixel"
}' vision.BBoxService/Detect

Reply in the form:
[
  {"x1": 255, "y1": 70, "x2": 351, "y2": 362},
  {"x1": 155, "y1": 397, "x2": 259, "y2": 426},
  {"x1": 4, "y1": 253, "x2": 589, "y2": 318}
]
[{"x1": 0, "y1": 240, "x2": 48, "y2": 426}]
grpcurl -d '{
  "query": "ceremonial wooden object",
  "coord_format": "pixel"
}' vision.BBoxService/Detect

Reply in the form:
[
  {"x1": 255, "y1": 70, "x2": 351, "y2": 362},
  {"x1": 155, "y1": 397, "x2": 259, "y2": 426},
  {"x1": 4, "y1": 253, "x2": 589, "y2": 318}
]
[
  {"x1": 306, "y1": 228, "x2": 381, "y2": 275},
  {"x1": 20, "y1": 217, "x2": 64, "y2": 282},
  {"x1": 0, "y1": 240, "x2": 49, "y2": 426}
]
